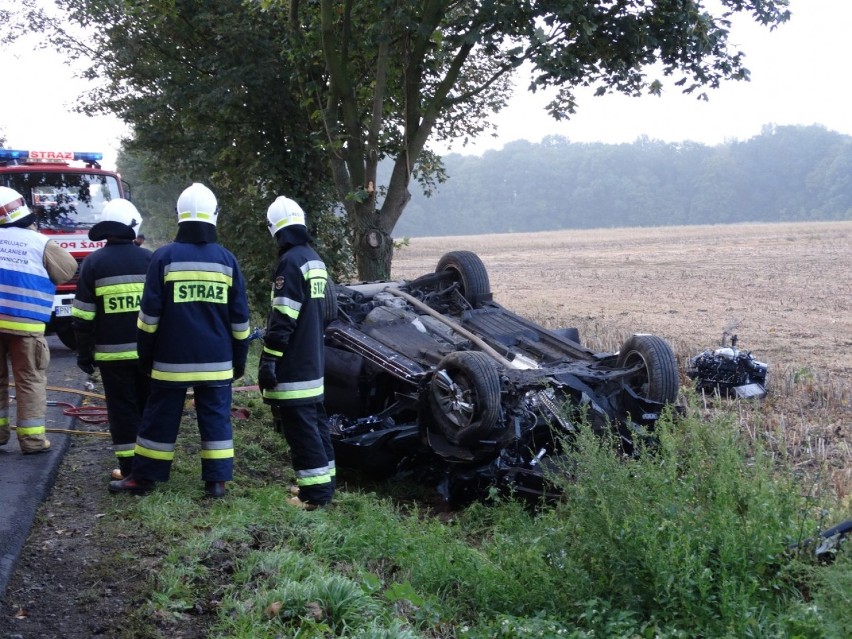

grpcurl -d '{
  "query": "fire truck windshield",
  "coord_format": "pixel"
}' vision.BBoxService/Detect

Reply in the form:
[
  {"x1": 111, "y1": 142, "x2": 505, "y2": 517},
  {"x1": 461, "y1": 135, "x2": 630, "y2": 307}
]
[{"x1": 2, "y1": 171, "x2": 122, "y2": 230}]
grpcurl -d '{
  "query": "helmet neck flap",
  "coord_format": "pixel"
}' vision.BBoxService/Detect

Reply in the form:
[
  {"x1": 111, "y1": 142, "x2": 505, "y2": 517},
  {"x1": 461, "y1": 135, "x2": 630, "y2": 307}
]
[{"x1": 175, "y1": 220, "x2": 218, "y2": 244}]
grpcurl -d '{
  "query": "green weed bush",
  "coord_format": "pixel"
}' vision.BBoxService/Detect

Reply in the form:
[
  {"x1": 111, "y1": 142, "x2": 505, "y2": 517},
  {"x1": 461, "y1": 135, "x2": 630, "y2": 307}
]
[
  {"x1": 114, "y1": 395, "x2": 849, "y2": 638},
  {"x1": 532, "y1": 406, "x2": 846, "y2": 637}
]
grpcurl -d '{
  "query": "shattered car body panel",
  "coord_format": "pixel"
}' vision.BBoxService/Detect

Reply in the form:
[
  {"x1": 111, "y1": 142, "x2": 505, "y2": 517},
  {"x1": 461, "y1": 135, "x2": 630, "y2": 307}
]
[{"x1": 323, "y1": 251, "x2": 680, "y2": 503}]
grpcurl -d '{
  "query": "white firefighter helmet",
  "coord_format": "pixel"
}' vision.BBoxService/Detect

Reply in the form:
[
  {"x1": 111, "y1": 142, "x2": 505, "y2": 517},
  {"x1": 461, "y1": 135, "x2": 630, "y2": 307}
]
[
  {"x1": 266, "y1": 196, "x2": 306, "y2": 237},
  {"x1": 176, "y1": 183, "x2": 218, "y2": 225},
  {"x1": 88, "y1": 198, "x2": 142, "y2": 241},
  {"x1": 0, "y1": 186, "x2": 31, "y2": 226},
  {"x1": 101, "y1": 198, "x2": 142, "y2": 233}
]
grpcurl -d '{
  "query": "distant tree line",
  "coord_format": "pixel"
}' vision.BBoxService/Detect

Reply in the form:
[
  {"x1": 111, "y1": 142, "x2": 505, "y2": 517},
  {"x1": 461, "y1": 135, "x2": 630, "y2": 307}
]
[{"x1": 395, "y1": 125, "x2": 852, "y2": 237}]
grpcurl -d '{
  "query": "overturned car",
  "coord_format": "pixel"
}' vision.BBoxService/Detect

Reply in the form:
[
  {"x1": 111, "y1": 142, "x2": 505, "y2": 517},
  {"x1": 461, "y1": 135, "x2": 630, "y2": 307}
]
[{"x1": 322, "y1": 251, "x2": 680, "y2": 503}]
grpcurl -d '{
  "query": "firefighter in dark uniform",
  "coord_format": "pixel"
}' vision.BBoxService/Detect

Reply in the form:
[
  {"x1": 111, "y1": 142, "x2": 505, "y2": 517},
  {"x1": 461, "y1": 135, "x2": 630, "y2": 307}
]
[
  {"x1": 0, "y1": 187, "x2": 77, "y2": 454},
  {"x1": 258, "y1": 196, "x2": 334, "y2": 509},
  {"x1": 109, "y1": 183, "x2": 250, "y2": 499},
  {"x1": 72, "y1": 198, "x2": 152, "y2": 481}
]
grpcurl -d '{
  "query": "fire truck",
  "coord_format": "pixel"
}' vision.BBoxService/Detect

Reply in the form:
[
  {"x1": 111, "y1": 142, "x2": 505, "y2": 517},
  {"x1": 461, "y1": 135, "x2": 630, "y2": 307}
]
[{"x1": 0, "y1": 149, "x2": 132, "y2": 349}]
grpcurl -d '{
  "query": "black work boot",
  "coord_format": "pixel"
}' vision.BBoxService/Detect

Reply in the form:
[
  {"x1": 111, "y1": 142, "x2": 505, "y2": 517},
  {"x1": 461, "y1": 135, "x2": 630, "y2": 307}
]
[
  {"x1": 204, "y1": 481, "x2": 226, "y2": 499},
  {"x1": 108, "y1": 475, "x2": 155, "y2": 495}
]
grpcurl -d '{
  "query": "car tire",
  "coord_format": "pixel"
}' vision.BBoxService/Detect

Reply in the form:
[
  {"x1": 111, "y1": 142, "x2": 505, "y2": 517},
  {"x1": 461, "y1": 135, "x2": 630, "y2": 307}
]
[
  {"x1": 616, "y1": 334, "x2": 679, "y2": 404},
  {"x1": 429, "y1": 350, "x2": 502, "y2": 445},
  {"x1": 322, "y1": 277, "x2": 338, "y2": 326},
  {"x1": 436, "y1": 250, "x2": 491, "y2": 307}
]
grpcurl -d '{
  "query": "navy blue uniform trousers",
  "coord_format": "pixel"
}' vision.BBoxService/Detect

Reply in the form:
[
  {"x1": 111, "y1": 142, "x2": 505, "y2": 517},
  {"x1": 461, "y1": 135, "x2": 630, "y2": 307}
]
[
  {"x1": 100, "y1": 364, "x2": 150, "y2": 476},
  {"x1": 132, "y1": 383, "x2": 234, "y2": 483},
  {"x1": 272, "y1": 402, "x2": 335, "y2": 504}
]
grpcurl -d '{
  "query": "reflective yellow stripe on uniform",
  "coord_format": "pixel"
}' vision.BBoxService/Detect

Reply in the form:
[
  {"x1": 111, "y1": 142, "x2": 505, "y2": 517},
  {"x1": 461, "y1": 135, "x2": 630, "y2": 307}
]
[
  {"x1": 151, "y1": 361, "x2": 233, "y2": 383},
  {"x1": 271, "y1": 293, "x2": 300, "y2": 320},
  {"x1": 301, "y1": 261, "x2": 327, "y2": 280},
  {"x1": 95, "y1": 351, "x2": 138, "y2": 362},
  {"x1": 16, "y1": 419, "x2": 46, "y2": 436},
  {"x1": 95, "y1": 274, "x2": 146, "y2": 293},
  {"x1": 151, "y1": 370, "x2": 234, "y2": 383},
  {"x1": 164, "y1": 271, "x2": 232, "y2": 285},
  {"x1": 137, "y1": 311, "x2": 159, "y2": 333},
  {"x1": 0, "y1": 319, "x2": 44, "y2": 333},
  {"x1": 231, "y1": 321, "x2": 250, "y2": 340},
  {"x1": 135, "y1": 436, "x2": 175, "y2": 461},
  {"x1": 113, "y1": 443, "x2": 135, "y2": 458},
  {"x1": 200, "y1": 439, "x2": 234, "y2": 460},
  {"x1": 95, "y1": 342, "x2": 138, "y2": 360},
  {"x1": 71, "y1": 299, "x2": 96, "y2": 321},
  {"x1": 296, "y1": 464, "x2": 332, "y2": 487},
  {"x1": 262, "y1": 378, "x2": 324, "y2": 402},
  {"x1": 164, "y1": 261, "x2": 233, "y2": 284}
]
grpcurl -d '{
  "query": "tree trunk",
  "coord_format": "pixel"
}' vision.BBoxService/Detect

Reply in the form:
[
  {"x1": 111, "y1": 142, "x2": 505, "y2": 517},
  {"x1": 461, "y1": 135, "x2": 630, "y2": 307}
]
[
  {"x1": 353, "y1": 200, "x2": 394, "y2": 280},
  {"x1": 354, "y1": 227, "x2": 394, "y2": 280},
  {"x1": 350, "y1": 148, "x2": 416, "y2": 280}
]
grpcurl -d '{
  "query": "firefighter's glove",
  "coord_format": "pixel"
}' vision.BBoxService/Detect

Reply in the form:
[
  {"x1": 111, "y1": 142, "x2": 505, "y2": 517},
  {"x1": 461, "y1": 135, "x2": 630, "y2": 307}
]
[
  {"x1": 77, "y1": 354, "x2": 96, "y2": 376},
  {"x1": 257, "y1": 353, "x2": 279, "y2": 391}
]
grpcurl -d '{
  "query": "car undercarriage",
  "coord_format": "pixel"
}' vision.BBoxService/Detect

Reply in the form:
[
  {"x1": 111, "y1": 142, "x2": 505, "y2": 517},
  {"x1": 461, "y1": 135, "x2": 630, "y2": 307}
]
[{"x1": 322, "y1": 251, "x2": 681, "y2": 504}]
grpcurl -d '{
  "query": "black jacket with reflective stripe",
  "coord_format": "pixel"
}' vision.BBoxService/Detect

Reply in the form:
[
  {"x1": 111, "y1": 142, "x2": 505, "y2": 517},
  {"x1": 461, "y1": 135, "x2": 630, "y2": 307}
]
[
  {"x1": 263, "y1": 238, "x2": 326, "y2": 406},
  {"x1": 137, "y1": 225, "x2": 250, "y2": 387},
  {"x1": 73, "y1": 240, "x2": 153, "y2": 366}
]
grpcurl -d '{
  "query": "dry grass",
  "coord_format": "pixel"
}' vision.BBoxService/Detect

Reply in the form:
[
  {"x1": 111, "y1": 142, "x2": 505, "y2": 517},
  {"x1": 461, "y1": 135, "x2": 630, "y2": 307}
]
[{"x1": 391, "y1": 221, "x2": 852, "y2": 504}]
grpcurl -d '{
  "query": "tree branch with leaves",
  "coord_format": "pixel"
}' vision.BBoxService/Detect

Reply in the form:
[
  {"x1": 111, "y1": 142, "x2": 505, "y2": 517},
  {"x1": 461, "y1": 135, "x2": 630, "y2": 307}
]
[{"x1": 5, "y1": 0, "x2": 790, "y2": 282}]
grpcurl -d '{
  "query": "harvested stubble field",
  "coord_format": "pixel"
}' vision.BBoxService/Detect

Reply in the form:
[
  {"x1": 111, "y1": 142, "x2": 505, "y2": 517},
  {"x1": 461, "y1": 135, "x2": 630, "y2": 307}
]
[{"x1": 391, "y1": 220, "x2": 852, "y2": 504}]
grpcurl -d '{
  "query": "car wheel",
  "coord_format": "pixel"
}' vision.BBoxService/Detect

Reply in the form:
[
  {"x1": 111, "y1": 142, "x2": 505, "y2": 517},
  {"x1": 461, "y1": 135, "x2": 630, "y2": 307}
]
[
  {"x1": 321, "y1": 277, "x2": 338, "y2": 325},
  {"x1": 436, "y1": 250, "x2": 491, "y2": 307},
  {"x1": 616, "y1": 334, "x2": 679, "y2": 404},
  {"x1": 54, "y1": 323, "x2": 77, "y2": 351},
  {"x1": 429, "y1": 350, "x2": 502, "y2": 445}
]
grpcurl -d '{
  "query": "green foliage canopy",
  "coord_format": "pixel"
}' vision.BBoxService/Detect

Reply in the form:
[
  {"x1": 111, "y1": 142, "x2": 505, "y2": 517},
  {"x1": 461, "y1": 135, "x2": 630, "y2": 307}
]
[
  {"x1": 4, "y1": 0, "x2": 791, "y2": 284},
  {"x1": 276, "y1": 0, "x2": 790, "y2": 278},
  {"x1": 8, "y1": 0, "x2": 351, "y2": 307}
]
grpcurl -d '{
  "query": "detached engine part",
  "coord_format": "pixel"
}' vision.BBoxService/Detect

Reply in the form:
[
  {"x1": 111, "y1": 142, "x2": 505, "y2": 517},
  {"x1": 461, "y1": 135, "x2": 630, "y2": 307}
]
[{"x1": 686, "y1": 334, "x2": 768, "y2": 399}]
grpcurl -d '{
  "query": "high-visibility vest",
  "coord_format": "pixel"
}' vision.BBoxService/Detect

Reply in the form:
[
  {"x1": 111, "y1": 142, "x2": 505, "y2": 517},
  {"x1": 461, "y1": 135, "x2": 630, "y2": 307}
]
[{"x1": 0, "y1": 228, "x2": 54, "y2": 325}]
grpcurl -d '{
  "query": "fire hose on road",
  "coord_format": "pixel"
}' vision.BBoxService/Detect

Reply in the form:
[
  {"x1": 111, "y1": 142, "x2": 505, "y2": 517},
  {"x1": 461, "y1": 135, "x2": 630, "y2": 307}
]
[
  {"x1": 9, "y1": 382, "x2": 261, "y2": 435},
  {"x1": 9, "y1": 383, "x2": 111, "y2": 434}
]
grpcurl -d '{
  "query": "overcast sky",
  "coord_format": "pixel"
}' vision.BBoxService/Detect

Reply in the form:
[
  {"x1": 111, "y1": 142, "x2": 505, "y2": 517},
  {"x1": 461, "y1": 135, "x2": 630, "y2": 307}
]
[
  {"x1": 1, "y1": 0, "x2": 849, "y2": 168},
  {"x1": 453, "y1": 0, "x2": 852, "y2": 154}
]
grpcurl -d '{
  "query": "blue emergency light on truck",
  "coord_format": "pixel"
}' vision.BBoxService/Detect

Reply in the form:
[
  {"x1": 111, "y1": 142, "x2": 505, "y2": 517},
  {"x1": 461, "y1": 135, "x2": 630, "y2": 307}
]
[{"x1": 0, "y1": 149, "x2": 133, "y2": 349}]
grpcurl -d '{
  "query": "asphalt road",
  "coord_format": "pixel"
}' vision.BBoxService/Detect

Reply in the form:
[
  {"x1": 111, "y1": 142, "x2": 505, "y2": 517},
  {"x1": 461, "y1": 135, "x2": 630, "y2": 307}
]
[{"x1": 0, "y1": 335, "x2": 96, "y2": 601}]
